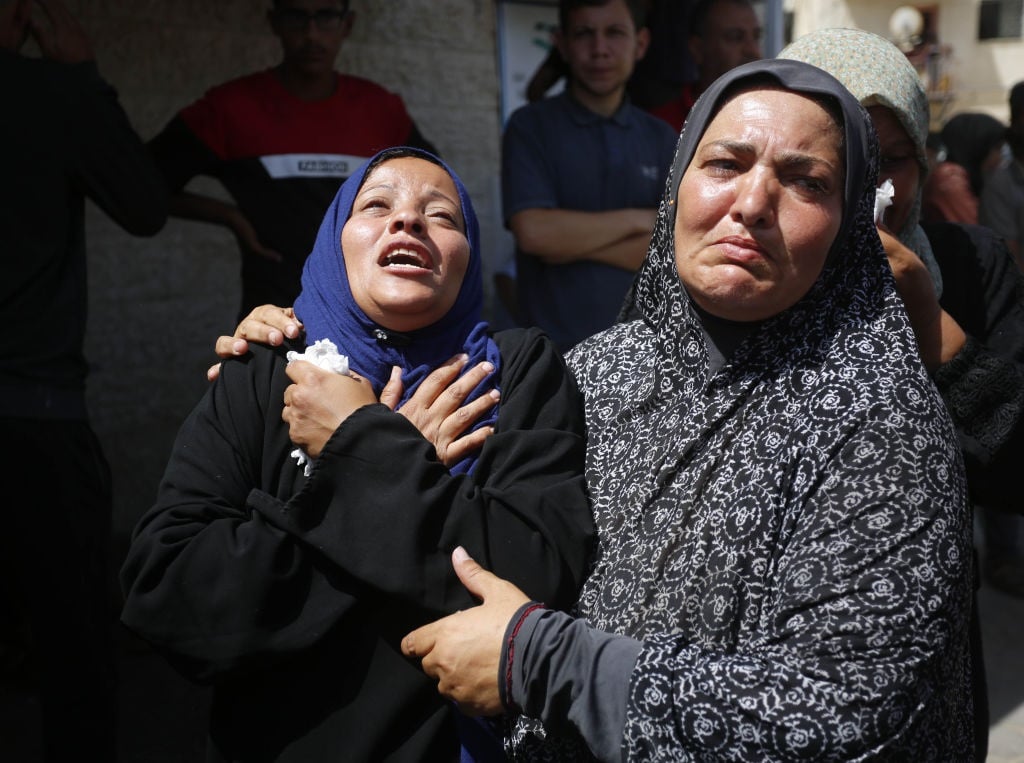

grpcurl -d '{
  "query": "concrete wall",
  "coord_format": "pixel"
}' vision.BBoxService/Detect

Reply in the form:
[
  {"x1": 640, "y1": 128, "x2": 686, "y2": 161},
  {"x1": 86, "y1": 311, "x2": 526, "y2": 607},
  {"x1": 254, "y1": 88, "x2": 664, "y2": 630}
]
[
  {"x1": 788, "y1": 0, "x2": 1024, "y2": 123},
  {"x1": 62, "y1": 0, "x2": 504, "y2": 552}
]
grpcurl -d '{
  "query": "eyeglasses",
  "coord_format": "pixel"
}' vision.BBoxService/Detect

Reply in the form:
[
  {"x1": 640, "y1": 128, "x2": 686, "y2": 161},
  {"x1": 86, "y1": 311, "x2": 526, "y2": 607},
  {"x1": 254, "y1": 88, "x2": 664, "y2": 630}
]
[{"x1": 273, "y1": 7, "x2": 349, "y2": 33}]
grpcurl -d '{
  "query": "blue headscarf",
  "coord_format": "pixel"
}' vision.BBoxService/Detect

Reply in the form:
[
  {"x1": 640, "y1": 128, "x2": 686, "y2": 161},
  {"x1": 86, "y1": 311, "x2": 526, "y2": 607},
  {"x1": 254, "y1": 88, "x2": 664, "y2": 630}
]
[{"x1": 294, "y1": 147, "x2": 501, "y2": 475}]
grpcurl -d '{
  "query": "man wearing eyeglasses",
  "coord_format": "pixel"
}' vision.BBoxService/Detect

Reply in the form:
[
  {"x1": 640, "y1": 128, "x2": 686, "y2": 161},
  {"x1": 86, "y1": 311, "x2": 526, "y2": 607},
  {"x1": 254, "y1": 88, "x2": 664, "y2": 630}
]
[{"x1": 149, "y1": 0, "x2": 436, "y2": 321}]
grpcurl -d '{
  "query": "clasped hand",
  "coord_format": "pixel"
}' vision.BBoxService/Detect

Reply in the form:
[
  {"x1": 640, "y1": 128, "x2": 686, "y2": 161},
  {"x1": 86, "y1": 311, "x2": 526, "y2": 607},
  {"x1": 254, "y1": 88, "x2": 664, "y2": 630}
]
[
  {"x1": 281, "y1": 360, "x2": 376, "y2": 459},
  {"x1": 212, "y1": 305, "x2": 499, "y2": 467},
  {"x1": 402, "y1": 547, "x2": 530, "y2": 717}
]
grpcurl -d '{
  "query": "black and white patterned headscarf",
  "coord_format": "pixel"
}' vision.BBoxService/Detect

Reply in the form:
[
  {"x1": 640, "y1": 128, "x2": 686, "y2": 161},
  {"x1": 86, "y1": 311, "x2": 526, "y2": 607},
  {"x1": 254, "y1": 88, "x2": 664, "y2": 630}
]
[{"x1": 515, "y1": 59, "x2": 974, "y2": 761}]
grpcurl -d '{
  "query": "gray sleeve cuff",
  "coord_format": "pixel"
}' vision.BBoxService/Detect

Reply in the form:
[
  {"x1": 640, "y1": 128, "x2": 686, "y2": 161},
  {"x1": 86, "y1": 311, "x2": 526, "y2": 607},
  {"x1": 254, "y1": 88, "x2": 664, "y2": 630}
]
[{"x1": 503, "y1": 607, "x2": 643, "y2": 761}]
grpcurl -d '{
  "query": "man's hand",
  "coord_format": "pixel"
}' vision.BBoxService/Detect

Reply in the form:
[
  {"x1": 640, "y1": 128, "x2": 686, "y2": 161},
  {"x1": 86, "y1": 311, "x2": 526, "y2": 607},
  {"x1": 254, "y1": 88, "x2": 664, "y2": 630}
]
[
  {"x1": 381, "y1": 355, "x2": 499, "y2": 467},
  {"x1": 208, "y1": 305, "x2": 303, "y2": 381},
  {"x1": 29, "y1": 0, "x2": 93, "y2": 63},
  {"x1": 282, "y1": 360, "x2": 378, "y2": 459},
  {"x1": 169, "y1": 191, "x2": 282, "y2": 269},
  {"x1": 402, "y1": 547, "x2": 530, "y2": 717}
]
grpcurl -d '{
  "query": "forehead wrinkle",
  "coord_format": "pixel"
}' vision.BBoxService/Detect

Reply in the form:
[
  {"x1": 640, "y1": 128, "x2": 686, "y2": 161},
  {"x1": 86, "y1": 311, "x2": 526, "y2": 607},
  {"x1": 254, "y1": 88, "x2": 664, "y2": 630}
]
[
  {"x1": 357, "y1": 180, "x2": 396, "y2": 195},
  {"x1": 357, "y1": 181, "x2": 458, "y2": 205},
  {"x1": 696, "y1": 139, "x2": 841, "y2": 184},
  {"x1": 425, "y1": 188, "x2": 459, "y2": 205},
  {"x1": 701, "y1": 138, "x2": 755, "y2": 156},
  {"x1": 774, "y1": 150, "x2": 838, "y2": 175},
  {"x1": 701, "y1": 138, "x2": 831, "y2": 162}
]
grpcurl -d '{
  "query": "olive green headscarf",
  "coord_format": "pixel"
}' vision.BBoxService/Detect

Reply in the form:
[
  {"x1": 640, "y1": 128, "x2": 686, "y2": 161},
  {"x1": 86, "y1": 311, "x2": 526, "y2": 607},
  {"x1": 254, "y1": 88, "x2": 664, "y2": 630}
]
[{"x1": 779, "y1": 27, "x2": 942, "y2": 297}]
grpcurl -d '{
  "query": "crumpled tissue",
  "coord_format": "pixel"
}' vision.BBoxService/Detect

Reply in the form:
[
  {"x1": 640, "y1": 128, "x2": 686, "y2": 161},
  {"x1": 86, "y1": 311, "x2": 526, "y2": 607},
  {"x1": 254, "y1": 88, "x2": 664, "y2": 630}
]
[
  {"x1": 874, "y1": 178, "x2": 894, "y2": 226},
  {"x1": 285, "y1": 339, "x2": 350, "y2": 476}
]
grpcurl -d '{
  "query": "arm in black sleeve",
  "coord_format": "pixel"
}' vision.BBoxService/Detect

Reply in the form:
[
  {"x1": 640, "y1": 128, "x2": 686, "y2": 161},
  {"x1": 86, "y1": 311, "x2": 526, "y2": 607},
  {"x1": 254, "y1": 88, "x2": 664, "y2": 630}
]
[
  {"x1": 66, "y1": 61, "x2": 167, "y2": 235},
  {"x1": 147, "y1": 114, "x2": 222, "y2": 193},
  {"x1": 931, "y1": 223, "x2": 1024, "y2": 512},
  {"x1": 934, "y1": 335, "x2": 1024, "y2": 504},
  {"x1": 254, "y1": 327, "x2": 595, "y2": 616},
  {"x1": 120, "y1": 347, "x2": 362, "y2": 682}
]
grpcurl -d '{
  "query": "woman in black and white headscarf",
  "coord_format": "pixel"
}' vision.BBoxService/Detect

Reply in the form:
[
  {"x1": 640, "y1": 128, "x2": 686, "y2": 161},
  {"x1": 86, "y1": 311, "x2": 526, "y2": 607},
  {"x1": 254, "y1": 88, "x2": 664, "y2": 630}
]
[{"x1": 404, "y1": 58, "x2": 975, "y2": 761}]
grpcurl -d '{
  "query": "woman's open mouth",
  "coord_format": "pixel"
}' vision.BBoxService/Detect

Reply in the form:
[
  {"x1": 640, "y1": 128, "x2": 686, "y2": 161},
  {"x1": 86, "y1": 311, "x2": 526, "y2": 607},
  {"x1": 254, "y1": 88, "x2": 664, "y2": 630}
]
[{"x1": 381, "y1": 246, "x2": 432, "y2": 270}]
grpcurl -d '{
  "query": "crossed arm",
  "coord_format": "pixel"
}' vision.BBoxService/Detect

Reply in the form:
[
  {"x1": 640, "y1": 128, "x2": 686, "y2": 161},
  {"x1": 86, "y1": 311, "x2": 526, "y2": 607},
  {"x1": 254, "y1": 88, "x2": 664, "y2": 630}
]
[{"x1": 510, "y1": 207, "x2": 657, "y2": 271}]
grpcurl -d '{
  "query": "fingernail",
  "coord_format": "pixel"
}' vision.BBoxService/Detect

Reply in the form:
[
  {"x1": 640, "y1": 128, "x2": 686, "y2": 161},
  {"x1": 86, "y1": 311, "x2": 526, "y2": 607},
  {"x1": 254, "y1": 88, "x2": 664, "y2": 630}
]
[
  {"x1": 489, "y1": 390, "x2": 500, "y2": 400},
  {"x1": 453, "y1": 546, "x2": 470, "y2": 564},
  {"x1": 232, "y1": 340, "x2": 246, "y2": 355},
  {"x1": 286, "y1": 323, "x2": 300, "y2": 338},
  {"x1": 390, "y1": 365, "x2": 402, "y2": 380},
  {"x1": 480, "y1": 362, "x2": 494, "y2": 373}
]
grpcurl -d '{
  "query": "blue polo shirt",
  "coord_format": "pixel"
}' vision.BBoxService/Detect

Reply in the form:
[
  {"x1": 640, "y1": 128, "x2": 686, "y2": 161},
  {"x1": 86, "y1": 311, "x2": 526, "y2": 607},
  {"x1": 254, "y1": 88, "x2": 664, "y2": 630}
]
[{"x1": 502, "y1": 91, "x2": 677, "y2": 351}]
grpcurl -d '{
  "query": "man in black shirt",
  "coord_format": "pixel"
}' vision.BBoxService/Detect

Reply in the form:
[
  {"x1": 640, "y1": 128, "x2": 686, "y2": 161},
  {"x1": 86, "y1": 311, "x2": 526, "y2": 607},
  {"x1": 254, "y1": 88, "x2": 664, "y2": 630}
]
[{"x1": 0, "y1": 1, "x2": 167, "y2": 759}]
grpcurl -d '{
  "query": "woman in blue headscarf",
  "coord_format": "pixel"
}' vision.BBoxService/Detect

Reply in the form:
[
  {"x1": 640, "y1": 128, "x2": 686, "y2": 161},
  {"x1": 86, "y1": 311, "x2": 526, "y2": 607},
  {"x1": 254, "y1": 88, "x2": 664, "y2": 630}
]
[{"x1": 120, "y1": 147, "x2": 594, "y2": 762}]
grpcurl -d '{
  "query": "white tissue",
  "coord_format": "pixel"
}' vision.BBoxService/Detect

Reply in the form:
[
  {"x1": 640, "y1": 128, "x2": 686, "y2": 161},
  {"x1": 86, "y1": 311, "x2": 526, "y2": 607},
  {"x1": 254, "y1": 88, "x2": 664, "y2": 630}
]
[
  {"x1": 286, "y1": 338, "x2": 350, "y2": 375},
  {"x1": 285, "y1": 339, "x2": 350, "y2": 476},
  {"x1": 874, "y1": 178, "x2": 894, "y2": 225}
]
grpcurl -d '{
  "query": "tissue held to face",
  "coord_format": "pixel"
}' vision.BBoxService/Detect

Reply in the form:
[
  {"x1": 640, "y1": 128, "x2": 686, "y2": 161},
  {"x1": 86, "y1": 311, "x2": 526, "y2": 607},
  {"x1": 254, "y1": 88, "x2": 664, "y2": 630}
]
[
  {"x1": 341, "y1": 157, "x2": 471, "y2": 334},
  {"x1": 869, "y1": 105, "x2": 920, "y2": 235}
]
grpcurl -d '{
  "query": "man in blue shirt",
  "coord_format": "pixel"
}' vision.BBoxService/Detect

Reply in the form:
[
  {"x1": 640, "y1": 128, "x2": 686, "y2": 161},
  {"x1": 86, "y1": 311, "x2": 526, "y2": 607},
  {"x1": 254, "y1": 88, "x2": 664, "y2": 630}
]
[{"x1": 503, "y1": 0, "x2": 677, "y2": 351}]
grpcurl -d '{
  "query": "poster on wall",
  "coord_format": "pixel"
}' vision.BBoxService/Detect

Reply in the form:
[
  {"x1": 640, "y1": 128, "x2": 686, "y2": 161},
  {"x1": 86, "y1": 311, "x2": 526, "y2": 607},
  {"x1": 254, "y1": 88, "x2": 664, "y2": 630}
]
[{"x1": 497, "y1": 1, "x2": 563, "y2": 124}]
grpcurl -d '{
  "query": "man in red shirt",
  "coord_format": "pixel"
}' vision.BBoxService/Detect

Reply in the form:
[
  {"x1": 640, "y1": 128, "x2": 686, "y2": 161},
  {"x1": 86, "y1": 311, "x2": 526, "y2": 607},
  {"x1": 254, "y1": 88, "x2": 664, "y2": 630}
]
[
  {"x1": 649, "y1": 0, "x2": 762, "y2": 132},
  {"x1": 149, "y1": 0, "x2": 435, "y2": 319}
]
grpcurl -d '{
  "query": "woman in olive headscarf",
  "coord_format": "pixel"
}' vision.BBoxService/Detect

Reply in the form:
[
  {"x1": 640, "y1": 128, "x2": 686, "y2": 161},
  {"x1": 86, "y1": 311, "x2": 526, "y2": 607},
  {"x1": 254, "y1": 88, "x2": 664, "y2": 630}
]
[
  {"x1": 779, "y1": 27, "x2": 1024, "y2": 515},
  {"x1": 404, "y1": 58, "x2": 974, "y2": 761}
]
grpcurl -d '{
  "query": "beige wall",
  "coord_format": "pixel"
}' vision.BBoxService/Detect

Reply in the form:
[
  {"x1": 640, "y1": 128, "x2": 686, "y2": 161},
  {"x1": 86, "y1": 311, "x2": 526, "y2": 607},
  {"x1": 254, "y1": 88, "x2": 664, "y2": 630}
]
[
  {"x1": 63, "y1": 0, "x2": 504, "y2": 548},
  {"x1": 788, "y1": 0, "x2": 1024, "y2": 123}
]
